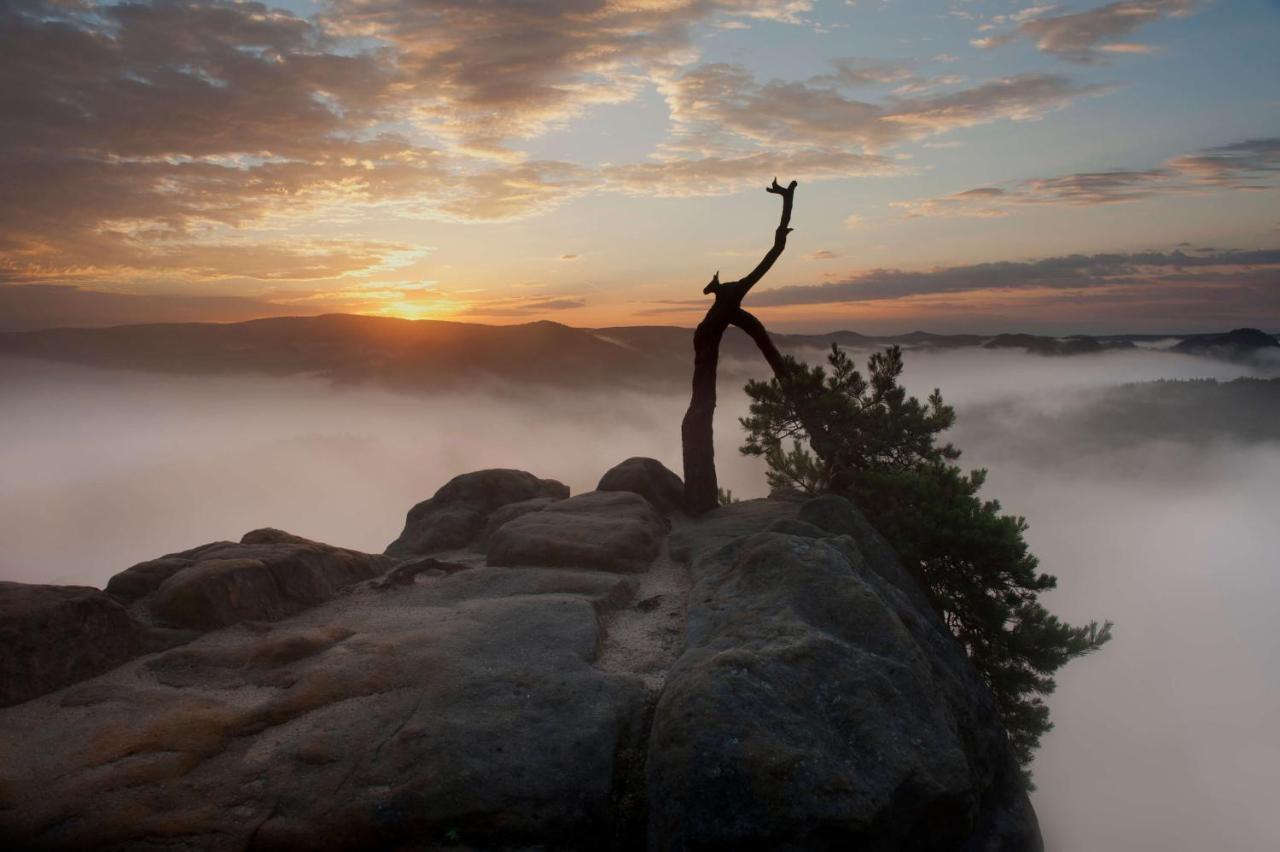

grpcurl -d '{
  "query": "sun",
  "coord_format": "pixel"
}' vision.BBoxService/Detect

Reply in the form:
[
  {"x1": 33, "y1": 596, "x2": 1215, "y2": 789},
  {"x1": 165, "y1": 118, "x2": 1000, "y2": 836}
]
[{"x1": 371, "y1": 298, "x2": 469, "y2": 321}]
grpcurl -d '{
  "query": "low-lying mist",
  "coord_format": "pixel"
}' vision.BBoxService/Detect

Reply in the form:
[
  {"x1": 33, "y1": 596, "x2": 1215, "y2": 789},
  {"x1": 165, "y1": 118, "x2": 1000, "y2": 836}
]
[{"x1": 3, "y1": 345, "x2": 1278, "y2": 851}]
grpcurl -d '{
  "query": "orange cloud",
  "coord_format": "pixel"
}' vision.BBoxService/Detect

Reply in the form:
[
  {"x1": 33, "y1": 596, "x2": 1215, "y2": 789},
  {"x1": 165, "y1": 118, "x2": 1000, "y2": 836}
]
[
  {"x1": 973, "y1": 1, "x2": 1199, "y2": 63},
  {"x1": 892, "y1": 138, "x2": 1280, "y2": 219}
]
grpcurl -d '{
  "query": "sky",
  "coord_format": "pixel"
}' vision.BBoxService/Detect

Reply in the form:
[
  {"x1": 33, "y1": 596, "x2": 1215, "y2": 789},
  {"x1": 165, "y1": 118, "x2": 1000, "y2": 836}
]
[{"x1": 1, "y1": 0, "x2": 1278, "y2": 333}]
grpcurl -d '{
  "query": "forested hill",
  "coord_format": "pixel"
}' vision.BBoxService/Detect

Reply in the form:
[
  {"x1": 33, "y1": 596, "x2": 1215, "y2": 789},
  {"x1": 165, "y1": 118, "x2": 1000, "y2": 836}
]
[{"x1": 4, "y1": 314, "x2": 1268, "y2": 390}]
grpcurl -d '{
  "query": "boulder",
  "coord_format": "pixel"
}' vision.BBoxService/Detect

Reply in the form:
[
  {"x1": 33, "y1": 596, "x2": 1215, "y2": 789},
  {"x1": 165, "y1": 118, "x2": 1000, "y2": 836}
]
[
  {"x1": 480, "y1": 496, "x2": 559, "y2": 542},
  {"x1": 597, "y1": 457, "x2": 685, "y2": 515},
  {"x1": 104, "y1": 541, "x2": 230, "y2": 604},
  {"x1": 0, "y1": 561, "x2": 647, "y2": 850},
  {"x1": 386, "y1": 469, "x2": 570, "y2": 557},
  {"x1": 0, "y1": 582, "x2": 141, "y2": 707},
  {"x1": 108, "y1": 529, "x2": 392, "y2": 630},
  {"x1": 487, "y1": 491, "x2": 667, "y2": 573},
  {"x1": 668, "y1": 496, "x2": 801, "y2": 563},
  {"x1": 647, "y1": 498, "x2": 1041, "y2": 851},
  {"x1": 797, "y1": 494, "x2": 919, "y2": 600}
]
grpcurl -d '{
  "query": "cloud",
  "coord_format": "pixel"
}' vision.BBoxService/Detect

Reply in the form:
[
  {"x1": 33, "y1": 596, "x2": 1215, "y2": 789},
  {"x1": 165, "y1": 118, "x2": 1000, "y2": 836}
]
[
  {"x1": 975, "y1": 1, "x2": 1200, "y2": 63},
  {"x1": 463, "y1": 296, "x2": 589, "y2": 317},
  {"x1": 892, "y1": 138, "x2": 1280, "y2": 218},
  {"x1": 0, "y1": 1, "x2": 1123, "y2": 294},
  {"x1": 881, "y1": 74, "x2": 1107, "y2": 133},
  {"x1": 322, "y1": 0, "x2": 814, "y2": 151},
  {"x1": 600, "y1": 149, "x2": 900, "y2": 196},
  {"x1": 749, "y1": 249, "x2": 1280, "y2": 307},
  {"x1": 616, "y1": 60, "x2": 1103, "y2": 199},
  {"x1": 433, "y1": 161, "x2": 593, "y2": 221},
  {"x1": 1167, "y1": 138, "x2": 1280, "y2": 189},
  {"x1": 808, "y1": 250, "x2": 838, "y2": 260},
  {"x1": 809, "y1": 57, "x2": 968, "y2": 97},
  {"x1": 3, "y1": 2, "x2": 991, "y2": 287},
  {"x1": 660, "y1": 62, "x2": 1104, "y2": 153},
  {"x1": 810, "y1": 58, "x2": 918, "y2": 87},
  {"x1": 0, "y1": 1, "x2": 464, "y2": 281},
  {"x1": 524, "y1": 297, "x2": 588, "y2": 311},
  {"x1": 0, "y1": 1, "x2": 788, "y2": 282},
  {"x1": 0, "y1": 283, "x2": 315, "y2": 332}
]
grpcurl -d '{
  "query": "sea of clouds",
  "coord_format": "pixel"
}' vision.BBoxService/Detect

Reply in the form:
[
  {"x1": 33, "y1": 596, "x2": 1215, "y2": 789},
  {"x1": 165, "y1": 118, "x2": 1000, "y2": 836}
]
[{"x1": 2, "y1": 346, "x2": 1278, "y2": 851}]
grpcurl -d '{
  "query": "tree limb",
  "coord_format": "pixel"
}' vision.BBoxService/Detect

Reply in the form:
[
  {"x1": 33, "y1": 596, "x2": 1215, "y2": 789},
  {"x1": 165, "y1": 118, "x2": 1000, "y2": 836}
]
[
  {"x1": 735, "y1": 178, "x2": 797, "y2": 294},
  {"x1": 733, "y1": 307, "x2": 829, "y2": 460},
  {"x1": 731, "y1": 308, "x2": 786, "y2": 375},
  {"x1": 681, "y1": 179, "x2": 798, "y2": 515}
]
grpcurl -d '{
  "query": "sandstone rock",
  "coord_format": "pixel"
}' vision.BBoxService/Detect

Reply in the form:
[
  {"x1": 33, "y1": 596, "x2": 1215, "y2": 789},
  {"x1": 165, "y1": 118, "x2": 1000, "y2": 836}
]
[
  {"x1": 239, "y1": 527, "x2": 317, "y2": 546},
  {"x1": 107, "y1": 529, "x2": 391, "y2": 631},
  {"x1": 765, "y1": 517, "x2": 829, "y2": 538},
  {"x1": 0, "y1": 563, "x2": 647, "y2": 850},
  {"x1": 387, "y1": 565, "x2": 639, "y2": 614},
  {"x1": 797, "y1": 493, "x2": 923, "y2": 604},
  {"x1": 647, "y1": 506, "x2": 1040, "y2": 851},
  {"x1": 105, "y1": 541, "x2": 231, "y2": 604},
  {"x1": 487, "y1": 491, "x2": 667, "y2": 573},
  {"x1": 479, "y1": 496, "x2": 559, "y2": 542},
  {"x1": 597, "y1": 457, "x2": 685, "y2": 515},
  {"x1": 0, "y1": 482, "x2": 1040, "y2": 851},
  {"x1": 368, "y1": 556, "x2": 473, "y2": 589},
  {"x1": 386, "y1": 469, "x2": 570, "y2": 557},
  {"x1": 0, "y1": 582, "x2": 141, "y2": 707},
  {"x1": 668, "y1": 496, "x2": 801, "y2": 563}
]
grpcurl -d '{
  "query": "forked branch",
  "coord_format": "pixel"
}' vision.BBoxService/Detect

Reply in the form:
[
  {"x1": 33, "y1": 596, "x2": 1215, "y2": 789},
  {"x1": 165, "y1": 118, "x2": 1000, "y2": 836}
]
[
  {"x1": 737, "y1": 178, "x2": 797, "y2": 292},
  {"x1": 681, "y1": 178, "x2": 800, "y2": 515}
]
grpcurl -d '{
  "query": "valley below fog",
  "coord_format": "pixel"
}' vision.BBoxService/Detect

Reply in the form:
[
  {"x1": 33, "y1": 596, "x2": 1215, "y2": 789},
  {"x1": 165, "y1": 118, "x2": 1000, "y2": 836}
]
[{"x1": 3, "y1": 345, "x2": 1279, "y2": 851}]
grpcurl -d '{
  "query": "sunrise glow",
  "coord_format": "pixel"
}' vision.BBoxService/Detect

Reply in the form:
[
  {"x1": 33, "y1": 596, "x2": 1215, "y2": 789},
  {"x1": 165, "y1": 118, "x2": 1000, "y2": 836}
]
[{"x1": 0, "y1": 0, "x2": 1273, "y2": 333}]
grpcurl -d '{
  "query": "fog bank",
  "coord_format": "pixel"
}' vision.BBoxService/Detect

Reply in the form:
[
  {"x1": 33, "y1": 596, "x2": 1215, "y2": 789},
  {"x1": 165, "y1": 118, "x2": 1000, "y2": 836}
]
[
  {"x1": 0, "y1": 359, "x2": 730, "y2": 586},
  {"x1": 2, "y1": 346, "x2": 1278, "y2": 851}
]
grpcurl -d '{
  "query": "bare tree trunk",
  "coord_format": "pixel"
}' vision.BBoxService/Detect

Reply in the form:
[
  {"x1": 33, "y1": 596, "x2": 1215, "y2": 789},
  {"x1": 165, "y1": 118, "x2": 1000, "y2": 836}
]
[{"x1": 682, "y1": 179, "x2": 797, "y2": 515}]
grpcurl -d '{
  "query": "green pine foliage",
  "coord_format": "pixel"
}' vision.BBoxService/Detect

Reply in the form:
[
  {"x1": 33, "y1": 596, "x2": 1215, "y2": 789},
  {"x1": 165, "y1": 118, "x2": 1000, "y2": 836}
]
[{"x1": 740, "y1": 343, "x2": 1112, "y2": 775}]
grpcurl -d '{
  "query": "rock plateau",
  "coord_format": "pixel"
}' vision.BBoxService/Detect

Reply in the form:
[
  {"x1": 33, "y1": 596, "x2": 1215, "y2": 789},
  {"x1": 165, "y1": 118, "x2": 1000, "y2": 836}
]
[{"x1": 0, "y1": 459, "x2": 1040, "y2": 851}]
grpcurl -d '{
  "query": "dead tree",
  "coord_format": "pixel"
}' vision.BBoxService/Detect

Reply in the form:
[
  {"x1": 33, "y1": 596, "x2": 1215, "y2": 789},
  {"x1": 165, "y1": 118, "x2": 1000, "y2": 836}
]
[{"x1": 681, "y1": 178, "x2": 797, "y2": 515}]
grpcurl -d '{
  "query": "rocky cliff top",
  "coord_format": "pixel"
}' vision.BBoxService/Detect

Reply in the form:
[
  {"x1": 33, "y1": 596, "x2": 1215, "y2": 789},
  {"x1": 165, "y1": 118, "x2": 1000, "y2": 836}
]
[{"x1": 0, "y1": 459, "x2": 1040, "y2": 851}]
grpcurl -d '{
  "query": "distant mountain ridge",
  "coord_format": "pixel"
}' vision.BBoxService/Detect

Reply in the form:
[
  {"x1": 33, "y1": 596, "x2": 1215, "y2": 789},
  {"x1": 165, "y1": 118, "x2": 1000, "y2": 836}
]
[
  {"x1": 0, "y1": 314, "x2": 1274, "y2": 389},
  {"x1": 1171, "y1": 328, "x2": 1280, "y2": 362}
]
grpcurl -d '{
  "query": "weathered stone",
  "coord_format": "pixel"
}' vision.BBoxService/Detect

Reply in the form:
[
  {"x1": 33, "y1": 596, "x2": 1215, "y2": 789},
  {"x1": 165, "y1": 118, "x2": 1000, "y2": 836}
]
[
  {"x1": 105, "y1": 541, "x2": 231, "y2": 604},
  {"x1": 108, "y1": 529, "x2": 392, "y2": 631},
  {"x1": 668, "y1": 496, "x2": 800, "y2": 563},
  {"x1": 765, "y1": 517, "x2": 829, "y2": 538},
  {"x1": 597, "y1": 457, "x2": 685, "y2": 515},
  {"x1": 480, "y1": 496, "x2": 559, "y2": 542},
  {"x1": 239, "y1": 527, "x2": 316, "y2": 546},
  {"x1": 797, "y1": 493, "x2": 925, "y2": 604},
  {"x1": 386, "y1": 565, "x2": 639, "y2": 615},
  {"x1": 369, "y1": 556, "x2": 473, "y2": 589},
  {"x1": 0, "y1": 565, "x2": 648, "y2": 851},
  {"x1": 647, "y1": 524, "x2": 1040, "y2": 851},
  {"x1": 0, "y1": 479, "x2": 1040, "y2": 851},
  {"x1": 0, "y1": 582, "x2": 141, "y2": 707},
  {"x1": 488, "y1": 491, "x2": 667, "y2": 573},
  {"x1": 386, "y1": 469, "x2": 570, "y2": 557}
]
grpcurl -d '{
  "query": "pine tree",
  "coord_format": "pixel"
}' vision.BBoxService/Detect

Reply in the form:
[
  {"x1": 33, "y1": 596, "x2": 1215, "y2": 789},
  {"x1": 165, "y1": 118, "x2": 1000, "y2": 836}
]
[{"x1": 741, "y1": 343, "x2": 1112, "y2": 775}]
